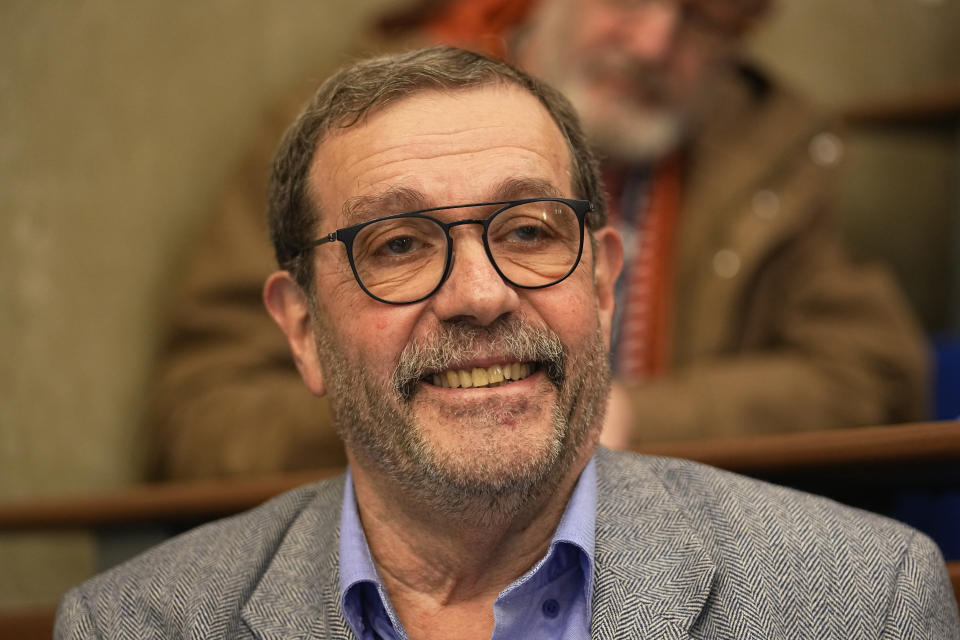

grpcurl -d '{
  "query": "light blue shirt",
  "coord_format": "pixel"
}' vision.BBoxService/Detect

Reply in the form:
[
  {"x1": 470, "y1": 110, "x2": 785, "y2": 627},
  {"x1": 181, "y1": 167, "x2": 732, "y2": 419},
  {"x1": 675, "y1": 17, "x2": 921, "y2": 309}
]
[{"x1": 339, "y1": 457, "x2": 597, "y2": 640}]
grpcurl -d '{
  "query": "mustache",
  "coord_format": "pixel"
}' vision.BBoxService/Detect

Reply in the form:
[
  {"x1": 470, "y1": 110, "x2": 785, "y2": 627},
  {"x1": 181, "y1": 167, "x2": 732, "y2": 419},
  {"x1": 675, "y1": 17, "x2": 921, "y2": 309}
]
[{"x1": 392, "y1": 316, "x2": 566, "y2": 401}]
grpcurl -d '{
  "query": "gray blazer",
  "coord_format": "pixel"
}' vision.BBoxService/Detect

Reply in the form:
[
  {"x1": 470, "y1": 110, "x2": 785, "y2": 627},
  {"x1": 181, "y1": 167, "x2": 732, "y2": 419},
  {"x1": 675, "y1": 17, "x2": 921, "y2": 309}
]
[{"x1": 56, "y1": 448, "x2": 960, "y2": 638}]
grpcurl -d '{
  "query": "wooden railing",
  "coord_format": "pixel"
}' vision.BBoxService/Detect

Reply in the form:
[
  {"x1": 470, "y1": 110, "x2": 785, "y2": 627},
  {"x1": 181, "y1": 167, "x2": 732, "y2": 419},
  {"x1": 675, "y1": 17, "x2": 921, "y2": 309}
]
[
  {"x1": 842, "y1": 83, "x2": 960, "y2": 125},
  {"x1": 2, "y1": 421, "x2": 957, "y2": 531},
  {"x1": 640, "y1": 420, "x2": 960, "y2": 472},
  {"x1": 952, "y1": 563, "x2": 960, "y2": 607},
  {"x1": 0, "y1": 469, "x2": 339, "y2": 531},
  {"x1": 0, "y1": 609, "x2": 55, "y2": 640}
]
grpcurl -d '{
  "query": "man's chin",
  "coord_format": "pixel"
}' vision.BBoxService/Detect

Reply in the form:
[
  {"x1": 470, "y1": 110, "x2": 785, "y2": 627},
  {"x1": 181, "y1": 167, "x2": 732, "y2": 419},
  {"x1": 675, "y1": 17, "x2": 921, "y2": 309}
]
[
  {"x1": 406, "y1": 400, "x2": 564, "y2": 496},
  {"x1": 431, "y1": 443, "x2": 557, "y2": 493}
]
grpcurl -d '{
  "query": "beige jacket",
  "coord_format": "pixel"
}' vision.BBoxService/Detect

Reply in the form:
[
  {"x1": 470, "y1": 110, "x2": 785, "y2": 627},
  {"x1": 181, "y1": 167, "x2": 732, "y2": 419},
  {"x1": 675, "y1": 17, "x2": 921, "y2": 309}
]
[
  {"x1": 150, "y1": 64, "x2": 927, "y2": 478},
  {"x1": 626, "y1": 65, "x2": 928, "y2": 441}
]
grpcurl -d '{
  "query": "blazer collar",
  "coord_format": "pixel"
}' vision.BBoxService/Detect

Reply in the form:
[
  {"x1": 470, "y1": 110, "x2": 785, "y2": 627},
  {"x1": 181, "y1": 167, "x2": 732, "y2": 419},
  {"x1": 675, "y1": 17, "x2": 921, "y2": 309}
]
[
  {"x1": 239, "y1": 451, "x2": 717, "y2": 639},
  {"x1": 592, "y1": 448, "x2": 717, "y2": 639},
  {"x1": 241, "y1": 475, "x2": 353, "y2": 640}
]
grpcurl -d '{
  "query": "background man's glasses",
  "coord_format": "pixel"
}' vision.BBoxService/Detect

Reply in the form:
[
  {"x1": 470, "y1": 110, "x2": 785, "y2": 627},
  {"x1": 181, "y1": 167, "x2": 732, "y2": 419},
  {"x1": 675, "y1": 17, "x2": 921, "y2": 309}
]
[{"x1": 296, "y1": 198, "x2": 593, "y2": 305}]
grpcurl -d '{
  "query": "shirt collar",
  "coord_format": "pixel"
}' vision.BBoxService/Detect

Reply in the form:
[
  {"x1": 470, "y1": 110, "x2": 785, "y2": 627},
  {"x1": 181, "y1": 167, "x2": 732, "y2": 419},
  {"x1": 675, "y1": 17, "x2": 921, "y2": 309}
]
[
  {"x1": 553, "y1": 455, "x2": 596, "y2": 568},
  {"x1": 338, "y1": 471, "x2": 378, "y2": 594},
  {"x1": 339, "y1": 470, "x2": 399, "y2": 638},
  {"x1": 535, "y1": 456, "x2": 596, "y2": 605},
  {"x1": 338, "y1": 456, "x2": 597, "y2": 638}
]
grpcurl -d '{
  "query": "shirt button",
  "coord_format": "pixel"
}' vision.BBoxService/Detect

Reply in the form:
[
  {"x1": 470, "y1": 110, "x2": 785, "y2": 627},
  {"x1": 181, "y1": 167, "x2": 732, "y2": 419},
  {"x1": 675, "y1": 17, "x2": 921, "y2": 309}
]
[
  {"x1": 712, "y1": 249, "x2": 741, "y2": 279},
  {"x1": 542, "y1": 598, "x2": 560, "y2": 619}
]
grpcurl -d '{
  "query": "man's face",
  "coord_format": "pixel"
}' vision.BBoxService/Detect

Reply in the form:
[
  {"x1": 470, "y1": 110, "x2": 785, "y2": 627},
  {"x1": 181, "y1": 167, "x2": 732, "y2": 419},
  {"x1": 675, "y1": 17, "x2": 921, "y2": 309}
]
[
  {"x1": 520, "y1": 0, "x2": 735, "y2": 161},
  {"x1": 293, "y1": 85, "x2": 618, "y2": 516}
]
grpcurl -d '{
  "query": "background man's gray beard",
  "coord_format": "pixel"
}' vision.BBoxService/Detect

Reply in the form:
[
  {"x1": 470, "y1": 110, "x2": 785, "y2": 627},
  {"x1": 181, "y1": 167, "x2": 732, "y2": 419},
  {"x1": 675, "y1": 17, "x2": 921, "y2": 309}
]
[
  {"x1": 561, "y1": 82, "x2": 687, "y2": 162},
  {"x1": 313, "y1": 312, "x2": 610, "y2": 524},
  {"x1": 587, "y1": 109, "x2": 686, "y2": 162}
]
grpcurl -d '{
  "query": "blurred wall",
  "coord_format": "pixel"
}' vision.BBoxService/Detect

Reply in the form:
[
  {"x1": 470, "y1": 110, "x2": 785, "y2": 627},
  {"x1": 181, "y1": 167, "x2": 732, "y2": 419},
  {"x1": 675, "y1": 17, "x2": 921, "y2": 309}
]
[
  {"x1": 750, "y1": 0, "x2": 959, "y2": 103},
  {"x1": 1, "y1": 0, "x2": 958, "y2": 609},
  {"x1": 748, "y1": 0, "x2": 960, "y2": 331}
]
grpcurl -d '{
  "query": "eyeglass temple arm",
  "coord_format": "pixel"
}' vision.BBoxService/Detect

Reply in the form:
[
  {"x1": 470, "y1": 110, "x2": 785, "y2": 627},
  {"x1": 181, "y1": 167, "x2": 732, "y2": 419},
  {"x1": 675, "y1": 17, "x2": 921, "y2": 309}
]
[{"x1": 289, "y1": 232, "x2": 337, "y2": 260}]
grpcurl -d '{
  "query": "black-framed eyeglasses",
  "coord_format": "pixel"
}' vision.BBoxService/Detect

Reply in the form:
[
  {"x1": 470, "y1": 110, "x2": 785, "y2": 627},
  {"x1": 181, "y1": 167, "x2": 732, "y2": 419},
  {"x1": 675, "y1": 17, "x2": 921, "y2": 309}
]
[{"x1": 293, "y1": 197, "x2": 593, "y2": 305}]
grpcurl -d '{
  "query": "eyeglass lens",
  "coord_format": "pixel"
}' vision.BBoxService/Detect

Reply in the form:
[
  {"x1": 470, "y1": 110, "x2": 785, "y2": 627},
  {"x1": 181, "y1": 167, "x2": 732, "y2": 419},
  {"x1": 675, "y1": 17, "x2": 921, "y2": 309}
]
[{"x1": 350, "y1": 200, "x2": 582, "y2": 303}]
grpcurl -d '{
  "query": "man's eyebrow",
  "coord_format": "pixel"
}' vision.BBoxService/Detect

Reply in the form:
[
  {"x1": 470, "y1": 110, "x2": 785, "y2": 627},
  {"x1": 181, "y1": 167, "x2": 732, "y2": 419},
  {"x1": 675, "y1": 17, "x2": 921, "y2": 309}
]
[
  {"x1": 490, "y1": 177, "x2": 563, "y2": 201},
  {"x1": 341, "y1": 187, "x2": 428, "y2": 225}
]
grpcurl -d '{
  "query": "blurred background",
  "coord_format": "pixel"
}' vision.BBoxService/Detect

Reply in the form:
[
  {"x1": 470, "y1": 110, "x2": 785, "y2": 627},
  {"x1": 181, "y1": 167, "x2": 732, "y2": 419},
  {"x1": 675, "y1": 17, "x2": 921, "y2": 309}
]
[{"x1": 1, "y1": 0, "x2": 958, "y2": 611}]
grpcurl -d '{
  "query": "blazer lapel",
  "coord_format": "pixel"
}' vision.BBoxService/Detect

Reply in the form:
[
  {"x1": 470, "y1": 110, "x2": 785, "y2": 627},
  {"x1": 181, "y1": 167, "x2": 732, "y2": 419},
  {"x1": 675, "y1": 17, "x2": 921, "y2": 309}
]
[
  {"x1": 591, "y1": 448, "x2": 716, "y2": 639},
  {"x1": 240, "y1": 452, "x2": 716, "y2": 639},
  {"x1": 241, "y1": 476, "x2": 353, "y2": 640}
]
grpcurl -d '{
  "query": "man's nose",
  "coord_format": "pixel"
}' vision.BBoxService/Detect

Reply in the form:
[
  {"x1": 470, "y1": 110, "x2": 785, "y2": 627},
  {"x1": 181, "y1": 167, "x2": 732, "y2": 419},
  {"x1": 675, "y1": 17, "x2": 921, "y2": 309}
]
[
  {"x1": 615, "y1": 1, "x2": 681, "y2": 63},
  {"x1": 428, "y1": 229, "x2": 520, "y2": 326}
]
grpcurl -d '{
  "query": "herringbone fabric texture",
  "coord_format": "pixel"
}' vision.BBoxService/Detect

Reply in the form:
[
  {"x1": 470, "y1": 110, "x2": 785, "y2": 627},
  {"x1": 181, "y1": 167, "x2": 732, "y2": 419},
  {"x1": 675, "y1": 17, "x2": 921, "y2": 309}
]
[{"x1": 56, "y1": 449, "x2": 960, "y2": 638}]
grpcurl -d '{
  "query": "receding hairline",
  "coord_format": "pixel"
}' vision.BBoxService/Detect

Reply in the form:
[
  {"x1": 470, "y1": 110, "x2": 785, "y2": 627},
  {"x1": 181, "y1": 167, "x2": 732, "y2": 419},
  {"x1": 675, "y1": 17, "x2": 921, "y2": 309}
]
[{"x1": 303, "y1": 82, "x2": 578, "y2": 229}]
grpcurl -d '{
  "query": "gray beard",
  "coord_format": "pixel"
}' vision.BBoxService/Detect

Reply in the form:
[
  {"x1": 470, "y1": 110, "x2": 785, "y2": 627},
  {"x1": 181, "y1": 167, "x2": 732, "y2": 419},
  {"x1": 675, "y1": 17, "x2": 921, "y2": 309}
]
[
  {"x1": 554, "y1": 78, "x2": 688, "y2": 163},
  {"x1": 312, "y1": 312, "x2": 610, "y2": 526}
]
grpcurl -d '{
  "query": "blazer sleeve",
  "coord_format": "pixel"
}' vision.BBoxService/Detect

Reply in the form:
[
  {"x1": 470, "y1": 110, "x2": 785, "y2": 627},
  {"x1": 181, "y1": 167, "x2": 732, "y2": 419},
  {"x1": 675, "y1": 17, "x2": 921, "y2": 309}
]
[
  {"x1": 880, "y1": 532, "x2": 960, "y2": 639},
  {"x1": 54, "y1": 587, "x2": 101, "y2": 640}
]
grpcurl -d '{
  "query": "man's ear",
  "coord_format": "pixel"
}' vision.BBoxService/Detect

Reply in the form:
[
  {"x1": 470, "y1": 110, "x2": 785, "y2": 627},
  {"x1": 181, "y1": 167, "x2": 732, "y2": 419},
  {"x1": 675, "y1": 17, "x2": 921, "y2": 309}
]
[
  {"x1": 592, "y1": 227, "x2": 623, "y2": 349},
  {"x1": 263, "y1": 271, "x2": 326, "y2": 396}
]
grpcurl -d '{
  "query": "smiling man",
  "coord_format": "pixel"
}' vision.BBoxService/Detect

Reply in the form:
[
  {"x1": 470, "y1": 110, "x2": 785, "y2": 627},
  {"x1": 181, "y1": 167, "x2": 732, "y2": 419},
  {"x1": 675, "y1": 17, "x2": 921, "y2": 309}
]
[
  {"x1": 266, "y1": 83, "x2": 617, "y2": 537},
  {"x1": 260, "y1": 70, "x2": 617, "y2": 638},
  {"x1": 57, "y1": 47, "x2": 958, "y2": 639}
]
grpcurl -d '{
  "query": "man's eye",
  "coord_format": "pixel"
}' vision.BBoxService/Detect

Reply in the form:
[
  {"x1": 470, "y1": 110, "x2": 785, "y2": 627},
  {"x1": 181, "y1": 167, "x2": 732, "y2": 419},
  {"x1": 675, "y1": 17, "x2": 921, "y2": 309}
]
[
  {"x1": 498, "y1": 218, "x2": 556, "y2": 245},
  {"x1": 378, "y1": 235, "x2": 422, "y2": 256},
  {"x1": 509, "y1": 225, "x2": 548, "y2": 243},
  {"x1": 355, "y1": 217, "x2": 442, "y2": 264}
]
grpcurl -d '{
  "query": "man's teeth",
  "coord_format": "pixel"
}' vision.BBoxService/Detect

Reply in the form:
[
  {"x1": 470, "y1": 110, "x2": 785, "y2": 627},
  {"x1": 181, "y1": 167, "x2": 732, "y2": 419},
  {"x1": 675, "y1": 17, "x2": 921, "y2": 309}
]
[{"x1": 430, "y1": 363, "x2": 533, "y2": 389}]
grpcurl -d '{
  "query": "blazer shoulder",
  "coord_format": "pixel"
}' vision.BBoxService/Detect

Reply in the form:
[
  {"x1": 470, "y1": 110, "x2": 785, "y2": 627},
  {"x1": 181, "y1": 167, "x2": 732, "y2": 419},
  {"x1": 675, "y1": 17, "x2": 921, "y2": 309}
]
[
  {"x1": 592, "y1": 450, "x2": 958, "y2": 635},
  {"x1": 594, "y1": 449, "x2": 956, "y2": 634},
  {"x1": 598, "y1": 448, "x2": 917, "y2": 552},
  {"x1": 57, "y1": 475, "x2": 346, "y2": 638}
]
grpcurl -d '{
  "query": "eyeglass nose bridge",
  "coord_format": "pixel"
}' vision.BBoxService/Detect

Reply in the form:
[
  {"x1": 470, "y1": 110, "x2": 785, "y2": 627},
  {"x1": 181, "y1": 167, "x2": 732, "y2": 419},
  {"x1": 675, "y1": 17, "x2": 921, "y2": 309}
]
[{"x1": 433, "y1": 216, "x2": 503, "y2": 293}]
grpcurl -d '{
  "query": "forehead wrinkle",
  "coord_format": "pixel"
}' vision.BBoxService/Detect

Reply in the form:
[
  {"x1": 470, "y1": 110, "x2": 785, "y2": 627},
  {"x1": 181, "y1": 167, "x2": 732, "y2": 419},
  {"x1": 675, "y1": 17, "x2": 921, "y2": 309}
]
[
  {"x1": 353, "y1": 143, "x2": 571, "y2": 199},
  {"x1": 314, "y1": 88, "x2": 575, "y2": 228},
  {"x1": 357, "y1": 139, "x2": 565, "y2": 170},
  {"x1": 329, "y1": 142, "x2": 570, "y2": 221},
  {"x1": 342, "y1": 104, "x2": 570, "y2": 176},
  {"x1": 319, "y1": 141, "x2": 561, "y2": 216}
]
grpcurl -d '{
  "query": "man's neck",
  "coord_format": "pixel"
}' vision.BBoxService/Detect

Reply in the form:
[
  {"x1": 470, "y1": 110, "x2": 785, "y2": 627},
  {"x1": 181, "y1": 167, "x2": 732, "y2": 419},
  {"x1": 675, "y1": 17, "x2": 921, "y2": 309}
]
[{"x1": 348, "y1": 448, "x2": 592, "y2": 640}]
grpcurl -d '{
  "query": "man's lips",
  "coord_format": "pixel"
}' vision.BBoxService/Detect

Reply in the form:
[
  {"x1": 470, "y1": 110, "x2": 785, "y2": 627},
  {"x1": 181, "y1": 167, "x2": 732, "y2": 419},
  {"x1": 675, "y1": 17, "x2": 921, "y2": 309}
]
[{"x1": 425, "y1": 362, "x2": 537, "y2": 389}]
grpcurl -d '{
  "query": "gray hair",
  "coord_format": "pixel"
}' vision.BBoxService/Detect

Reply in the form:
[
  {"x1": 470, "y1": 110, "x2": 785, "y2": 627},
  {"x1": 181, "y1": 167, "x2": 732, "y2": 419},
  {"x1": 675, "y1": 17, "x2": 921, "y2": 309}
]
[{"x1": 267, "y1": 46, "x2": 606, "y2": 291}]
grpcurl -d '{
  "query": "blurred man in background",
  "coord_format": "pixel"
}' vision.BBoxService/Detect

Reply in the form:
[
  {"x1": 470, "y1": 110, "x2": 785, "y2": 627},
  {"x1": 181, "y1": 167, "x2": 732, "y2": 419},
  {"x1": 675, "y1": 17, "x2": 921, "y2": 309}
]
[{"x1": 151, "y1": 0, "x2": 927, "y2": 478}]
